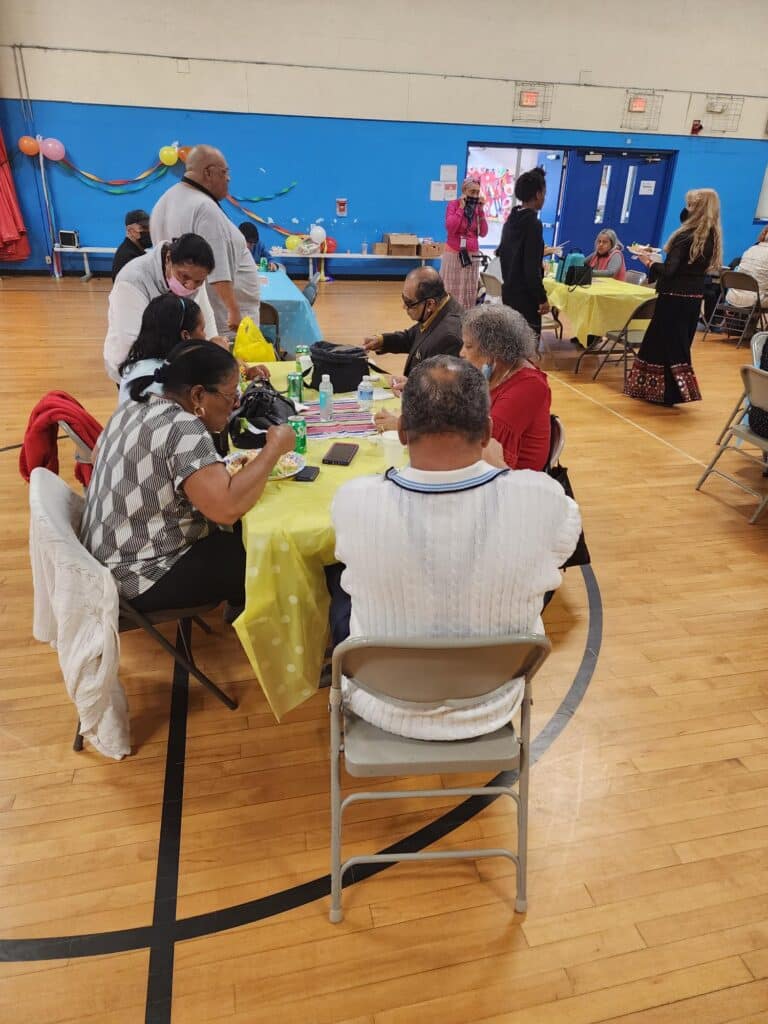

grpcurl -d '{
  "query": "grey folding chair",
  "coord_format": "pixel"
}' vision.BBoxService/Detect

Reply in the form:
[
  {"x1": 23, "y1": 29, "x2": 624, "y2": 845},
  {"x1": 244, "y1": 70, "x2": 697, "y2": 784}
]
[
  {"x1": 696, "y1": 365, "x2": 768, "y2": 523},
  {"x1": 329, "y1": 634, "x2": 551, "y2": 923},
  {"x1": 480, "y1": 272, "x2": 502, "y2": 300},
  {"x1": 574, "y1": 296, "x2": 656, "y2": 382},
  {"x1": 259, "y1": 301, "x2": 283, "y2": 357},
  {"x1": 624, "y1": 269, "x2": 648, "y2": 286},
  {"x1": 302, "y1": 271, "x2": 321, "y2": 307},
  {"x1": 58, "y1": 421, "x2": 94, "y2": 467},
  {"x1": 702, "y1": 271, "x2": 768, "y2": 347},
  {"x1": 29, "y1": 468, "x2": 237, "y2": 755}
]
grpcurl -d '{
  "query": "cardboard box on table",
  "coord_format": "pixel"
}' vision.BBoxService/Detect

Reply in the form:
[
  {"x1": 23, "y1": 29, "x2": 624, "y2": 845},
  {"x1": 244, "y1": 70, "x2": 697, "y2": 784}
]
[
  {"x1": 418, "y1": 242, "x2": 444, "y2": 258},
  {"x1": 384, "y1": 233, "x2": 419, "y2": 256}
]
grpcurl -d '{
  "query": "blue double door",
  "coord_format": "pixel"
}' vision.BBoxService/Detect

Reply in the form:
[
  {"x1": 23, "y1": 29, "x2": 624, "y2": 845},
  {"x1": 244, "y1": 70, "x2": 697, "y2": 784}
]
[{"x1": 556, "y1": 150, "x2": 673, "y2": 259}]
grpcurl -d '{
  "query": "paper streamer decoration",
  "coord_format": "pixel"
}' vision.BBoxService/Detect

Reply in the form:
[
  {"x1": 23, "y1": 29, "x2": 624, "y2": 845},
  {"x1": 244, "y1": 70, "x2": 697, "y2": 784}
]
[{"x1": 229, "y1": 182, "x2": 297, "y2": 203}]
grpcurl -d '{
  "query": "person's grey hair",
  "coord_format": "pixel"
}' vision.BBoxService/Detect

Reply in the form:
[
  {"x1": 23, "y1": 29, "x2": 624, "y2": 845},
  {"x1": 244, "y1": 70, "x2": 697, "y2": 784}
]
[
  {"x1": 401, "y1": 356, "x2": 489, "y2": 443},
  {"x1": 462, "y1": 304, "x2": 537, "y2": 365},
  {"x1": 595, "y1": 228, "x2": 621, "y2": 250}
]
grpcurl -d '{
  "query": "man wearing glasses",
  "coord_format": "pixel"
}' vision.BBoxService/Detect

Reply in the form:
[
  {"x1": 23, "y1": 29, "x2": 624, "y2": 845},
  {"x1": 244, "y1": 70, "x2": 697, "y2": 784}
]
[
  {"x1": 150, "y1": 145, "x2": 260, "y2": 337},
  {"x1": 363, "y1": 267, "x2": 463, "y2": 389}
]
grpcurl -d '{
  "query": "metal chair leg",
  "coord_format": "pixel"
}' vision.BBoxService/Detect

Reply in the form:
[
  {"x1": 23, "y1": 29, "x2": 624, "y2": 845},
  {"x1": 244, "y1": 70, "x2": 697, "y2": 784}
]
[
  {"x1": 192, "y1": 615, "x2": 213, "y2": 635},
  {"x1": 73, "y1": 719, "x2": 84, "y2": 752},
  {"x1": 119, "y1": 605, "x2": 238, "y2": 710},
  {"x1": 515, "y1": 684, "x2": 531, "y2": 914},
  {"x1": 329, "y1": 687, "x2": 344, "y2": 923}
]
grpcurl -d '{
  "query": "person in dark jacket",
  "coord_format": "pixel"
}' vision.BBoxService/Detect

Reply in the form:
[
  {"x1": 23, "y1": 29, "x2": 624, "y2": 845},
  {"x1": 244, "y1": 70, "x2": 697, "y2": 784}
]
[
  {"x1": 497, "y1": 168, "x2": 549, "y2": 334},
  {"x1": 111, "y1": 210, "x2": 151, "y2": 281},
  {"x1": 362, "y1": 267, "x2": 463, "y2": 387},
  {"x1": 625, "y1": 188, "x2": 723, "y2": 406}
]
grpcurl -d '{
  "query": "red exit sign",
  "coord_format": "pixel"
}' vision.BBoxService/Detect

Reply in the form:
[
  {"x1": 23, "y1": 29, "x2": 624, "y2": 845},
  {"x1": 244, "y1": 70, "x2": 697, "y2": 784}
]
[
  {"x1": 519, "y1": 90, "x2": 539, "y2": 108},
  {"x1": 628, "y1": 95, "x2": 648, "y2": 113}
]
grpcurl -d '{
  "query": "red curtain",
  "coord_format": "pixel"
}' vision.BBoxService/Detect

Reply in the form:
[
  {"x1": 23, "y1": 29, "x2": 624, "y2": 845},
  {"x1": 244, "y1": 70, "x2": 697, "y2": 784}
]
[{"x1": 0, "y1": 127, "x2": 31, "y2": 261}]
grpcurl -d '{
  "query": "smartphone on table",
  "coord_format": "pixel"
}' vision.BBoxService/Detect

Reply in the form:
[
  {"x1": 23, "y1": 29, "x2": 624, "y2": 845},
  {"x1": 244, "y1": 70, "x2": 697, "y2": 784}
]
[
  {"x1": 322, "y1": 443, "x2": 359, "y2": 467},
  {"x1": 294, "y1": 465, "x2": 320, "y2": 482}
]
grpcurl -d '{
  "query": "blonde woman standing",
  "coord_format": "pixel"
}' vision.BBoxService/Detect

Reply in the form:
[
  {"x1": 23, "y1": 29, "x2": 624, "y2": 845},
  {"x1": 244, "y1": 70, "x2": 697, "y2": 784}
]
[{"x1": 625, "y1": 189, "x2": 722, "y2": 405}]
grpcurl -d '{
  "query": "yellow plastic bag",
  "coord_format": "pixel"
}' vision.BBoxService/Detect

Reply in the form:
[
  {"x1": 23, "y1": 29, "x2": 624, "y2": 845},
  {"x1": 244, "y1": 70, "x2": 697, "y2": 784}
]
[{"x1": 232, "y1": 316, "x2": 278, "y2": 363}]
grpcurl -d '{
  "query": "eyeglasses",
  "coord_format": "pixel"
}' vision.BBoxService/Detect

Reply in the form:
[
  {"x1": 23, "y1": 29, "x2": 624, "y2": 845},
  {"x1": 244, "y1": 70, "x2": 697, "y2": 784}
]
[
  {"x1": 212, "y1": 388, "x2": 240, "y2": 406},
  {"x1": 402, "y1": 294, "x2": 426, "y2": 309},
  {"x1": 205, "y1": 164, "x2": 230, "y2": 176}
]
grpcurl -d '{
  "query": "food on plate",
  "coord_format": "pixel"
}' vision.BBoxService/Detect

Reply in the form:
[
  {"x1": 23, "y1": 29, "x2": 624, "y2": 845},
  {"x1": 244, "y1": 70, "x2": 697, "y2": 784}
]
[{"x1": 224, "y1": 449, "x2": 305, "y2": 480}]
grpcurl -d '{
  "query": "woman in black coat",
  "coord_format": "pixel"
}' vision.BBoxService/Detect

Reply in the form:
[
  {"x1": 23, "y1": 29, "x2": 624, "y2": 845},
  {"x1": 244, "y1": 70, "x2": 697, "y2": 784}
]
[{"x1": 625, "y1": 189, "x2": 723, "y2": 405}]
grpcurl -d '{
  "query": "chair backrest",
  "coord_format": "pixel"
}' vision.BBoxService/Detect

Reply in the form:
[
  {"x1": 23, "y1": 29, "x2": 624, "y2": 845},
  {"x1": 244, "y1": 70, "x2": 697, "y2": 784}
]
[
  {"x1": 722, "y1": 270, "x2": 760, "y2": 296},
  {"x1": 480, "y1": 273, "x2": 503, "y2": 299},
  {"x1": 740, "y1": 365, "x2": 768, "y2": 413},
  {"x1": 333, "y1": 635, "x2": 551, "y2": 703},
  {"x1": 752, "y1": 331, "x2": 768, "y2": 369},
  {"x1": 260, "y1": 302, "x2": 280, "y2": 327},
  {"x1": 58, "y1": 421, "x2": 94, "y2": 464},
  {"x1": 624, "y1": 270, "x2": 647, "y2": 286},
  {"x1": 546, "y1": 415, "x2": 565, "y2": 470},
  {"x1": 623, "y1": 296, "x2": 657, "y2": 329}
]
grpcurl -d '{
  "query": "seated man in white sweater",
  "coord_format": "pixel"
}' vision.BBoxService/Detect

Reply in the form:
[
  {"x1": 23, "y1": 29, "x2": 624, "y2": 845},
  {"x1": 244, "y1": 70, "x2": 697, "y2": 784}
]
[{"x1": 330, "y1": 355, "x2": 581, "y2": 740}]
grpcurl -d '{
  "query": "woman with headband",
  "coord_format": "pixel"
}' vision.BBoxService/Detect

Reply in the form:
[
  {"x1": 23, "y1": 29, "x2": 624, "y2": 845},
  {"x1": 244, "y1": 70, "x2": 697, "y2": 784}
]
[{"x1": 440, "y1": 177, "x2": 489, "y2": 309}]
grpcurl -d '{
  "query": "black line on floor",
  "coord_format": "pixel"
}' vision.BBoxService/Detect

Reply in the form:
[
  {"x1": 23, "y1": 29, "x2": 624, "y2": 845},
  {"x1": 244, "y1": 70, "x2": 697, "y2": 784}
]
[
  {"x1": 0, "y1": 565, "x2": 602, "y2": 975},
  {"x1": 144, "y1": 621, "x2": 191, "y2": 1024}
]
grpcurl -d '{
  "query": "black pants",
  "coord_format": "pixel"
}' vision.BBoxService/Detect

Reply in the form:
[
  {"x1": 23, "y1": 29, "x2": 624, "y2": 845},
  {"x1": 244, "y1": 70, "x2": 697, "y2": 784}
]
[
  {"x1": 324, "y1": 563, "x2": 351, "y2": 648},
  {"x1": 502, "y1": 288, "x2": 542, "y2": 335},
  {"x1": 132, "y1": 524, "x2": 246, "y2": 612}
]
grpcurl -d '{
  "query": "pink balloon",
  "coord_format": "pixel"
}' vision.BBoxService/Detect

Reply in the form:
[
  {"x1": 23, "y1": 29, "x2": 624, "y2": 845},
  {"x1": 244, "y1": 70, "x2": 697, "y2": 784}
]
[{"x1": 41, "y1": 137, "x2": 65, "y2": 161}]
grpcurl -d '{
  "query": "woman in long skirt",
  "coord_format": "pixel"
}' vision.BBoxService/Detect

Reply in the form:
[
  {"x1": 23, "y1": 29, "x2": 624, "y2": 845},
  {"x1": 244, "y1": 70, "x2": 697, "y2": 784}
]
[
  {"x1": 441, "y1": 177, "x2": 488, "y2": 309},
  {"x1": 625, "y1": 188, "x2": 722, "y2": 406}
]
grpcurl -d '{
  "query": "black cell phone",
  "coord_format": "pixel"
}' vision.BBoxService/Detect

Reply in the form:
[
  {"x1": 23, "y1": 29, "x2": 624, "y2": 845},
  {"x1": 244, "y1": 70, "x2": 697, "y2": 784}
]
[
  {"x1": 322, "y1": 443, "x2": 359, "y2": 466},
  {"x1": 294, "y1": 465, "x2": 319, "y2": 482}
]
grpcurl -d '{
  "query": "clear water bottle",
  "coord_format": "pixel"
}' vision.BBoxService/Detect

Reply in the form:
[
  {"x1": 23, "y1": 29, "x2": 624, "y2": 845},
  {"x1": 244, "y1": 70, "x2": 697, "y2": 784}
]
[
  {"x1": 357, "y1": 375, "x2": 374, "y2": 411},
  {"x1": 319, "y1": 373, "x2": 334, "y2": 422}
]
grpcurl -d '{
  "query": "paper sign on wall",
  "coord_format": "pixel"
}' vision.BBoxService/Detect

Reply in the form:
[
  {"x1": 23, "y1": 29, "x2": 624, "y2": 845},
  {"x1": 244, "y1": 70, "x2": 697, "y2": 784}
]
[
  {"x1": 440, "y1": 164, "x2": 457, "y2": 182},
  {"x1": 443, "y1": 181, "x2": 457, "y2": 201},
  {"x1": 430, "y1": 181, "x2": 445, "y2": 201},
  {"x1": 638, "y1": 180, "x2": 656, "y2": 196}
]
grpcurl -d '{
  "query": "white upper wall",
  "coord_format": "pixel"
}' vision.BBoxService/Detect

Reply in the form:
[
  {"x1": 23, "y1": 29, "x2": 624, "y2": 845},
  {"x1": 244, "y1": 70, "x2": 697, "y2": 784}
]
[{"x1": 2, "y1": 0, "x2": 768, "y2": 136}]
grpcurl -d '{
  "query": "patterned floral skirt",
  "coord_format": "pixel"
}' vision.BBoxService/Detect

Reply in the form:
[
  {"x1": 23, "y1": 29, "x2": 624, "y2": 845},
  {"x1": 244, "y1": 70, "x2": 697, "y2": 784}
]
[
  {"x1": 440, "y1": 249, "x2": 480, "y2": 310},
  {"x1": 624, "y1": 293, "x2": 702, "y2": 405}
]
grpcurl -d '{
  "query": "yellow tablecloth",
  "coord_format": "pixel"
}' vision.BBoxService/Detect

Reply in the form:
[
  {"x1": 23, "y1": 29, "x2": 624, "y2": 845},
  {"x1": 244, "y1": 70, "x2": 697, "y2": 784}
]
[
  {"x1": 233, "y1": 363, "x2": 398, "y2": 720},
  {"x1": 544, "y1": 276, "x2": 655, "y2": 343}
]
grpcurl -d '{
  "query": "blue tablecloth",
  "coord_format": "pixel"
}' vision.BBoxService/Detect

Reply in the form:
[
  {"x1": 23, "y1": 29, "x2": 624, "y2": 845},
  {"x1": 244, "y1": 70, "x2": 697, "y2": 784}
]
[{"x1": 260, "y1": 271, "x2": 322, "y2": 354}]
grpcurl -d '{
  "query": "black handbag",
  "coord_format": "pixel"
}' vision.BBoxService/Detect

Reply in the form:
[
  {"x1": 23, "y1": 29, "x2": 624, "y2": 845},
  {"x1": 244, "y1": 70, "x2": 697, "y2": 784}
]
[
  {"x1": 228, "y1": 379, "x2": 296, "y2": 449},
  {"x1": 548, "y1": 461, "x2": 591, "y2": 568},
  {"x1": 566, "y1": 265, "x2": 593, "y2": 288},
  {"x1": 307, "y1": 342, "x2": 369, "y2": 392}
]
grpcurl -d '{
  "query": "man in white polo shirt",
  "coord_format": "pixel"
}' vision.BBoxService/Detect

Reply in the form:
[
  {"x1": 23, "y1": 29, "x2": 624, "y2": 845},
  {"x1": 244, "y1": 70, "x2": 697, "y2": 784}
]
[
  {"x1": 331, "y1": 355, "x2": 581, "y2": 740},
  {"x1": 150, "y1": 145, "x2": 260, "y2": 335}
]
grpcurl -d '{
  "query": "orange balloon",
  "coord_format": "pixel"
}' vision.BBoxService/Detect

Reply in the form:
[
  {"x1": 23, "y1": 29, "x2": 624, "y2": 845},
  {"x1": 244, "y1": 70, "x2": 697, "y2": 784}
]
[
  {"x1": 18, "y1": 135, "x2": 39, "y2": 156},
  {"x1": 177, "y1": 146, "x2": 191, "y2": 163}
]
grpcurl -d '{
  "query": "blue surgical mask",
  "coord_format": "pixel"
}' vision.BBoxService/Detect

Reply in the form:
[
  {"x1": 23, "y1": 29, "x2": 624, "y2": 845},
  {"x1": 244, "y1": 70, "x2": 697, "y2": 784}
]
[{"x1": 481, "y1": 362, "x2": 493, "y2": 380}]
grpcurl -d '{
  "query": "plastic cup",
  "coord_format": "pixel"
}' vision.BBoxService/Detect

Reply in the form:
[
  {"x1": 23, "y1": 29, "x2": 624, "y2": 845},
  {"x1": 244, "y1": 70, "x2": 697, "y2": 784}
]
[{"x1": 380, "y1": 430, "x2": 406, "y2": 468}]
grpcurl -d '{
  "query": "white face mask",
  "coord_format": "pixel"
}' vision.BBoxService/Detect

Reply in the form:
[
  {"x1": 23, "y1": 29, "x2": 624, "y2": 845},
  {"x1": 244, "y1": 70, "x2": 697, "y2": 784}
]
[{"x1": 481, "y1": 362, "x2": 493, "y2": 381}]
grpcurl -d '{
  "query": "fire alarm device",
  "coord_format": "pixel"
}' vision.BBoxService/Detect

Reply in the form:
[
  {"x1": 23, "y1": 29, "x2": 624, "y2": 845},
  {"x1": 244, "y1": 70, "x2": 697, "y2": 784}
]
[{"x1": 691, "y1": 120, "x2": 703, "y2": 135}]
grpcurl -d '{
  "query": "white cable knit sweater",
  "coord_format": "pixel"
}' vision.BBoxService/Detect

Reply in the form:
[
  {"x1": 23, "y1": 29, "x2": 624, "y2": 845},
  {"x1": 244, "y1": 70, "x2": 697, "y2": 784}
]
[{"x1": 331, "y1": 461, "x2": 582, "y2": 740}]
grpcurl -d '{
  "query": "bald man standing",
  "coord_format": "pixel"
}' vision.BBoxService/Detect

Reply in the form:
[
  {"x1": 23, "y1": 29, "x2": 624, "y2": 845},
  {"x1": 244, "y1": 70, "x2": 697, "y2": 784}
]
[
  {"x1": 363, "y1": 267, "x2": 464, "y2": 379},
  {"x1": 150, "y1": 145, "x2": 260, "y2": 334}
]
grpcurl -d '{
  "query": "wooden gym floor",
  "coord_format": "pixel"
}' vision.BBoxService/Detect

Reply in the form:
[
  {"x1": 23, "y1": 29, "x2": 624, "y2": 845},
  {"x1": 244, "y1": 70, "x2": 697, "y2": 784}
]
[{"x1": 2, "y1": 275, "x2": 768, "y2": 1023}]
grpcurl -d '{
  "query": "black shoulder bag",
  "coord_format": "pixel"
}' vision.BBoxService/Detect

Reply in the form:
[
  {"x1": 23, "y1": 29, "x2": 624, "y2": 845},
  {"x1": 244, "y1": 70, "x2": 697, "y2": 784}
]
[{"x1": 228, "y1": 379, "x2": 296, "y2": 449}]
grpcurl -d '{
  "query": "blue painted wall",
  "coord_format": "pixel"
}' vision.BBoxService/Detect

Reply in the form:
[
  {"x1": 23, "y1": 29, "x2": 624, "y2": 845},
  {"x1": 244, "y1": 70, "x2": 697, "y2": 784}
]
[{"x1": 1, "y1": 97, "x2": 766, "y2": 275}]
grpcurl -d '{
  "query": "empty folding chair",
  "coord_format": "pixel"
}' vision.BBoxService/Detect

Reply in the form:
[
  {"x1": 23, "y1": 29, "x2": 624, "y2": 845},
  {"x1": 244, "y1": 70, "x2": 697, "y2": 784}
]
[
  {"x1": 329, "y1": 634, "x2": 550, "y2": 922},
  {"x1": 574, "y1": 296, "x2": 656, "y2": 382},
  {"x1": 546, "y1": 414, "x2": 566, "y2": 471},
  {"x1": 259, "y1": 302, "x2": 283, "y2": 357},
  {"x1": 696, "y1": 365, "x2": 768, "y2": 523}
]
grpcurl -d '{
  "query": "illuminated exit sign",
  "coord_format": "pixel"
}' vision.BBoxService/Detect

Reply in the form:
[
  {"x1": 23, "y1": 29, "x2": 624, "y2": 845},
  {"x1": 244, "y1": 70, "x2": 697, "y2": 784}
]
[
  {"x1": 519, "y1": 90, "x2": 540, "y2": 108},
  {"x1": 628, "y1": 95, "x2": 648, "y2": 113}
]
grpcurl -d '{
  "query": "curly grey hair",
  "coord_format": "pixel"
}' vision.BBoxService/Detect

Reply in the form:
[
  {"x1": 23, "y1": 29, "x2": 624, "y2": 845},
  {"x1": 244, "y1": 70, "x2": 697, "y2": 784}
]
[{"x1": 462, "y1": 304, "x2": 537, "y2": 365}]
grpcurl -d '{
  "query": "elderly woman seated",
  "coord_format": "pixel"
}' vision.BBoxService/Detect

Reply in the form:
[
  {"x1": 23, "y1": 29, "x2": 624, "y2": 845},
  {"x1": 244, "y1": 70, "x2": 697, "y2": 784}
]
[
  {"x1": 80, "y1": 340, "x2": 295, "y2": 615},
  {"x1": 585, "y1": 229, "x2": 626, "y2": 280},
  {"x1": 376, "y1": 304, "x2": 551, "y2": 471}
]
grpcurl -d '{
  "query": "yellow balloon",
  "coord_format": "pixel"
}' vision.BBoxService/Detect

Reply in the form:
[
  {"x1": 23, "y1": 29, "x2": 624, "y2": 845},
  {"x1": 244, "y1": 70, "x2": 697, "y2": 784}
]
[
  {"x1": 159, "y1": 145, "x2": 178, "y2": 166},
  {"x1": 285, "y1": 234, "x2": 301, "y2": 251}
]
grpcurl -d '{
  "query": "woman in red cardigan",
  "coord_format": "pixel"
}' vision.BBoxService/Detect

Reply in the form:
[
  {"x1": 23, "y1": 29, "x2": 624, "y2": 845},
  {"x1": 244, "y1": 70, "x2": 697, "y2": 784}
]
[
  {"x1": 440, "y1": 177, "x2": 489, "y2": 310},
  {"x1": 460, "y1": 303, "x2": 551, "y2": 470}
]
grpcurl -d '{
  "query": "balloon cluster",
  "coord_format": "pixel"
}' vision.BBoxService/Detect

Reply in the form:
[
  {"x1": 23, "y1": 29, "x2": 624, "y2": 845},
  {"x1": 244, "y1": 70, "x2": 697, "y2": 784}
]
[
  {"x1": 159, "y1": 145, "x2": 191, "y2": 165},
  {"x1": 283, "y1": 225, "x2": 337, "y2": 253},
  {"x1": 18, "y1": 136, "x2": 65, "y2": 161}
]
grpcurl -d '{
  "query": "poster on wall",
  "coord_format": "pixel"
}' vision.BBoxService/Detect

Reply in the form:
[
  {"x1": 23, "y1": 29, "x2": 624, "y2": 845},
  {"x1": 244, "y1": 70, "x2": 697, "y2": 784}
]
[
  {"x1": 440, "y1": 164, "x2": 457, "y2": 183},
  {"x1": 430, "y1": 181, "x2": 458, "y2": 201},
  {"x1": 638, "y1": 180, "x2": 656, "y2": 196}
]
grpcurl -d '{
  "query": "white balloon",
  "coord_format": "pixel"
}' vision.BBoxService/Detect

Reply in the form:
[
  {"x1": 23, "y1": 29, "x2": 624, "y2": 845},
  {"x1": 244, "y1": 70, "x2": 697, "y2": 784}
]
[{"x1": 309, "y1": 224, "x2": 327, "y2": 244}]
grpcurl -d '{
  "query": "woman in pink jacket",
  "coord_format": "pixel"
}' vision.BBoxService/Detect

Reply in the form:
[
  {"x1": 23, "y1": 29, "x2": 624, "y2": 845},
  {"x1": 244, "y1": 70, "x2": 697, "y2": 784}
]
[{"x1": 441, "y1": 177, "x2": 489, "y2": 309}]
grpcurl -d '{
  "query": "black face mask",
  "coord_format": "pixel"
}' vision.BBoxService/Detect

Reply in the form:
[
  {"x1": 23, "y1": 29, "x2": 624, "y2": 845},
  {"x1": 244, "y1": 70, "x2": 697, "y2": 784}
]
[
  {"x1": 138, "y1": 230, "x2": 152, "y2": 249},
  {"x1": 679, "y1": 208, "x2": 690, "y2": 224},
  {"x1": 464, "y1": 196, "x2": 478, "y2": 220}
]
